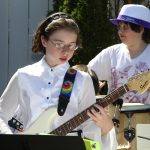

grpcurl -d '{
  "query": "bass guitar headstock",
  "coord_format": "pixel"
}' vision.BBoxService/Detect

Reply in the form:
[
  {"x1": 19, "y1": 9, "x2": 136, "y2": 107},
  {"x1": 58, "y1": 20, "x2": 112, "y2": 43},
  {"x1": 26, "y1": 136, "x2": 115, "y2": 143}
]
[{"x1": 127, "y1": 70, "x2": 150, "y2": 94}]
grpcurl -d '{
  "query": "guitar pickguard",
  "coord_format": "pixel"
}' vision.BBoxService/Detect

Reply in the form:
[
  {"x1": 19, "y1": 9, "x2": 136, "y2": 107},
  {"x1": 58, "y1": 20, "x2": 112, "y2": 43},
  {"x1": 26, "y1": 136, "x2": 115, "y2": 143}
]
[{"x1": 23, "y1": 107, "x2": 57, "y2": 134}]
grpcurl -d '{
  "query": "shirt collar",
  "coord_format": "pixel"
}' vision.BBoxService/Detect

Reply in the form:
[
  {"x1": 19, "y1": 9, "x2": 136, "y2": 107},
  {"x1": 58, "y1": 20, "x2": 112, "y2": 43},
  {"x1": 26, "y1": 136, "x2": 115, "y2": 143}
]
[{"x1": 39, "y1": 56, "x2": 70, "y2": 78}]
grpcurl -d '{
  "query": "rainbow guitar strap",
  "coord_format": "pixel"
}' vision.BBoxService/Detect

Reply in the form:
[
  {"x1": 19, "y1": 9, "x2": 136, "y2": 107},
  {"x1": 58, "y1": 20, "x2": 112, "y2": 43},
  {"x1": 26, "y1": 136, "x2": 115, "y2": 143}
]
[
  {"x1": 57, "y1": 68, "x2": 101, "y2": 150},
  {"x1": 57, "y1": 68, "x2": 77, "y2": 116}
]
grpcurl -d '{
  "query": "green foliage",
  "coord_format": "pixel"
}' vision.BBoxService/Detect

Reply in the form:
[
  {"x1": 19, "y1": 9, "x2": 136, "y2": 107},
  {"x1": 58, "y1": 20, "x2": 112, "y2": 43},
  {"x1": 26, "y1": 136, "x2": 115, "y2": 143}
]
[{"x1": 53, "y1": 0, "x2": 64, "y2": 12}]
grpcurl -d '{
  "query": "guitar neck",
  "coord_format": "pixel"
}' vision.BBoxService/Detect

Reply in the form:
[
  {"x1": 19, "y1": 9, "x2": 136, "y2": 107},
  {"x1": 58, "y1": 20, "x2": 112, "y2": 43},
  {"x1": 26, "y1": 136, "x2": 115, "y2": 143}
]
[{"x1": 50, "y1": 84, "x2": 129, "y2": 136}]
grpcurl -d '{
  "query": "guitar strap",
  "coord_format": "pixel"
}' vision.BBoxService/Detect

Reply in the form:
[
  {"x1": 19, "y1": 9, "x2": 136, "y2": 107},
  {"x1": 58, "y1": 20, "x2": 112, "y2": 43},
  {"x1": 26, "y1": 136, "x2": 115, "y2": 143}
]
[{"x1": 57, "y1": 68, "x2": 77, "y2": 116}]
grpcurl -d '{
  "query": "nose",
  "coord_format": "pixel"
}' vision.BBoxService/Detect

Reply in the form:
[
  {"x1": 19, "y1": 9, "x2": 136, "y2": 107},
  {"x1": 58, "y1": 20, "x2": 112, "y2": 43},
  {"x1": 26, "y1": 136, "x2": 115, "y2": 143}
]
[
  {"x1": 118, "y1": 29, "x2": 126, "y2": 33},
  {"x1": 118, "y1": 27, "x2": 124, "y2": 33},
  {"x1": 62, "y1": 46, "x2": 71, "y2": 52}
]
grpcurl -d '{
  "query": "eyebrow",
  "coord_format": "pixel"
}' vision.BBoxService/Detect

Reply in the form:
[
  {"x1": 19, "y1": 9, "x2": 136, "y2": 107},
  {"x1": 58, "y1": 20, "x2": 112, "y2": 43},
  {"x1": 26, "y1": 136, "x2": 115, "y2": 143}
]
[
  {"x1": 119, "y1": 21, "x2": 129, "y2": 25},
  {"x1": 52, "y1": 39, "x2": 76, "y2": 43}
]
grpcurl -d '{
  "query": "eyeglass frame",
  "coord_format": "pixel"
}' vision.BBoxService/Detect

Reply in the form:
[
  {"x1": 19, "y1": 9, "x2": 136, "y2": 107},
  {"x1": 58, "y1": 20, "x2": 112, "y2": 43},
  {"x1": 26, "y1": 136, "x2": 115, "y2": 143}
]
[{"x1": 48, "y1": 38, "x2": 78, "y2": 52}]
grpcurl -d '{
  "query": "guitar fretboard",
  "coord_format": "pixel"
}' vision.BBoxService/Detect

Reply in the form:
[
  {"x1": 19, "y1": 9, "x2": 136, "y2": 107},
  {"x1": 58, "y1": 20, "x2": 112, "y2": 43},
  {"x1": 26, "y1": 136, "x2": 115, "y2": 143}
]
[{"x1": 50, "y1": 84, "x2": 129, "y2": 136}]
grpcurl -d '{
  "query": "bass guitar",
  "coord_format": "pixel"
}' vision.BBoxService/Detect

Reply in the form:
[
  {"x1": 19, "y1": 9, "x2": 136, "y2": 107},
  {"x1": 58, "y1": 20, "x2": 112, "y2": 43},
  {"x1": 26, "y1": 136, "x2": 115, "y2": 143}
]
[{"x1": 22, "y1": 70, "x2": 150, "y2": 135}]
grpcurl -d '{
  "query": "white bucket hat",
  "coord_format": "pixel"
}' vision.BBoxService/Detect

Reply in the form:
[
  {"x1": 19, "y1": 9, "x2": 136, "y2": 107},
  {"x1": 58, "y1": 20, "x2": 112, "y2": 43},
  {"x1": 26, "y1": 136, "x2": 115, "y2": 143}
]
[{"x1": 110, "y1": 4, "x2": 150, "y2": 29}]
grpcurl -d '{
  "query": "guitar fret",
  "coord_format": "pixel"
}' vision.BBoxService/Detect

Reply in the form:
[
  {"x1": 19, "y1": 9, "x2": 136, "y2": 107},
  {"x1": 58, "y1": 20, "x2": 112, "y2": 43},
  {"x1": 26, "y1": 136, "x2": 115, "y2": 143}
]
[
  {"x1": 118, "y1": 87, "x2": 123, "y2": 94},
  {"x1": 76, "y1": 114, "x2": 84, "y2": 125},
  {"x1": 119, "y1": 86, "x2": 126, "y2": 95},
  {"x1": 73, "y1": 115, "x2": 81, "y2": 126},
  {"x1": 57, "y1": 129, "x2": 64, "y2": 136},
  {"x1": 71, "y1": 110, "x2": 89, "y2": 128},
  {"x1": 114, "y1": 89, "x2": 120, "y2": 97},
  {"x1": 71, "y1": 116, "x2": 78, "y2": 127},
  {"x1": 53, "y1": 126, "x2": 65, "y2": 136},
  {"x1": 99, "y1": 85, "x2": 128, "y2": 107},
  {"x1": 53, "y1": 121, "x2": 70, "y2": 135},
  {"x1": 111, "y1": 89, "x2": 119, "y2": 98},
  {"x1": 105, "y1": 95, "x2": 112, "y2": 105},
  {"x1": 61, "y1": 123, "x2": 69, "y2": 135},
  {"x1": 81, "y1": 111, "x2": 87, "y2": 120},
  {"x1": 80, "y1": 111, "x2": 88, "y2": 124},
  {"x1": 66, "y1": 121, "x2": 74, "y2": 132},
  {"x1": 51, "y1": 128, "x2": 63, "y2": 136},
  {"x1": 99, "y1": 95, "x2": 111, "y2": 107},
  {"x1": 123, "y1": 84, "x2": 128, "y2": 92},
  {"x1": 109, "y1": 92, "x2": 115, "y2": 99},
  {"x1": 82, "y1": 110, "x2": 88, "y2": 119}
]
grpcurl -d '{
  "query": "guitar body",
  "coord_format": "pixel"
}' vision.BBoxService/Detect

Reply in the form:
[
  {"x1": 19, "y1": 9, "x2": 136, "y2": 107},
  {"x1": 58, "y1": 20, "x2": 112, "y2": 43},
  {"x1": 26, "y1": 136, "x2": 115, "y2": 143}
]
[{"x1": 23, "y1": 107, "x2": 58, "y2": 134}]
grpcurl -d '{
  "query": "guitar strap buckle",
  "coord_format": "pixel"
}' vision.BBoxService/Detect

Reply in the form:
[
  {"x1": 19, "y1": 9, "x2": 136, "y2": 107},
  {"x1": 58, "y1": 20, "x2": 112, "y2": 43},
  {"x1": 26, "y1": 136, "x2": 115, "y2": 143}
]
[{"x1": 58, "y1": 95, "x2": 70, "y2": 116}]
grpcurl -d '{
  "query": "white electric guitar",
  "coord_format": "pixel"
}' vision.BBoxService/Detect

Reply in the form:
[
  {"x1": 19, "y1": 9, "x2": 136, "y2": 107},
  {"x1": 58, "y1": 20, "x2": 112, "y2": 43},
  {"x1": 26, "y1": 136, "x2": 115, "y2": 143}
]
[{"x1": 22, "y1": 70, "x2": 150, "y2": 136}]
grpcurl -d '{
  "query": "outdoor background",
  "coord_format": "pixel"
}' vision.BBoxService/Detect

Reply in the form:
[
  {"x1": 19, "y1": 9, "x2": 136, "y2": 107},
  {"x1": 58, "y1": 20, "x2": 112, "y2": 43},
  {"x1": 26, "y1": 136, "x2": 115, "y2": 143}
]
[{"x1": 0, "y1": 0, "x2": 150, "y2": 95}]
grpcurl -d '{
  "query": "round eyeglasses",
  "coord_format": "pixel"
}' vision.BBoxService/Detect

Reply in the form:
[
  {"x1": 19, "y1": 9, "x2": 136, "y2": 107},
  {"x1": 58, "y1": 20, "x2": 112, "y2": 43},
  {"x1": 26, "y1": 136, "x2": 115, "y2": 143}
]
[{"x1": 49, "y1": 39, "x2": 78, "y2": 52}]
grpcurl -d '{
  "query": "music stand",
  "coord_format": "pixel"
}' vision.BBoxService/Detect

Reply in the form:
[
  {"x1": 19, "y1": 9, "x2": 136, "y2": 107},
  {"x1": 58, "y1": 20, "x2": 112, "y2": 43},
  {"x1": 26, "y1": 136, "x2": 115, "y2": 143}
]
[{"x1": 0, "y1": 134, "x2": 86, "y2": 150}]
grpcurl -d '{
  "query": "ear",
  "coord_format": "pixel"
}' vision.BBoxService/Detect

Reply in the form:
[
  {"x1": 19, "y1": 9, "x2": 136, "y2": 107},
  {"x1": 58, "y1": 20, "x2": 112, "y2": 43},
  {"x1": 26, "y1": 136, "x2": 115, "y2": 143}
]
[
  {"x1": 41, "y1": 35, "x2": 48, "y2": 47},
  {"x1": 140, "y1": 26, "x2": 145, "y2": 34}
]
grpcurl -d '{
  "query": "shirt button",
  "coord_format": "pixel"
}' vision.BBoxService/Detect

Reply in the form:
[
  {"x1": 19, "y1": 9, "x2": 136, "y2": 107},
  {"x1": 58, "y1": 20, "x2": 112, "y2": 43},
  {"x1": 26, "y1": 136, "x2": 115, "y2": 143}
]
[
  {"x1": 51, "y1": 69, "x2": 53, "y2": 71},
  {"x1": 46, "y1": 97, "x2": 49, "y2": 99},
  {"x1": 48, "y1": 82, "x2": 51, "y2": 84}
]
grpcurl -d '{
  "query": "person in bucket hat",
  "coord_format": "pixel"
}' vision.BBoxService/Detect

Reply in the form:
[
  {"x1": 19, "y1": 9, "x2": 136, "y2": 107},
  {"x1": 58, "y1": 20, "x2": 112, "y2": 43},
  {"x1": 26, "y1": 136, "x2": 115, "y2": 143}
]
[
  {"x1": 88, "y1": 4, "x2": 150, "y2": 104},
  {"x1": 88, "y1": 4, "x2": 150, "y2": 149}
]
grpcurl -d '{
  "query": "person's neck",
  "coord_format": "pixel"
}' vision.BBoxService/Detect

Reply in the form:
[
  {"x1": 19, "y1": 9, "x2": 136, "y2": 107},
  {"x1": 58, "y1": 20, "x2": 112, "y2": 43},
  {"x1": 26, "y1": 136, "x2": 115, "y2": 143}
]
[
  {"x1": 127, "y1": 42, "x2": 148, "y2": 59},
  {"x1": 45, "y1": 56, "x2": 58, "y2": 68}
]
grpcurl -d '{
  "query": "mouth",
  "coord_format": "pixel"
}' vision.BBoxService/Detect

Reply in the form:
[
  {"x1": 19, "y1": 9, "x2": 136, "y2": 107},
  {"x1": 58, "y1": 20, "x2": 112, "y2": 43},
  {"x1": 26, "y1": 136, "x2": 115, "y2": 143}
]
[
  {"x1": 60, "y1": 58, "x2": 67, "y2": 61},
  {"x1": 119, "y1": 35, "x2": 126, "y2": 40}
]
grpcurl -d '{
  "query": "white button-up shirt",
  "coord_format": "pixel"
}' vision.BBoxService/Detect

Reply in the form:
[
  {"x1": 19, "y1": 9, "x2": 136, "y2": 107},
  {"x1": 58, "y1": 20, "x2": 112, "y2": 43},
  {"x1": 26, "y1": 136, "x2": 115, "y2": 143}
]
[{"x1": 0, "y1": 57, "x2": 117, "y2": 150}]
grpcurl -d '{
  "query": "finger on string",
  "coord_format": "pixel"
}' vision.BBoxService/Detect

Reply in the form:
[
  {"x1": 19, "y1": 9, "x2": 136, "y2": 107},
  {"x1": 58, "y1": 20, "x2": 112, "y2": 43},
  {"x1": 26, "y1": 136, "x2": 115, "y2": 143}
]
[
  {"x1": 95, "y1": 104, "x2": 109, "y2": 116},
  {"x1": 87, "y1": 110, "x2": 97, "y2": 121},
  {"x1": 93, "y1": 104, "x2": 105, "y2": 115}
]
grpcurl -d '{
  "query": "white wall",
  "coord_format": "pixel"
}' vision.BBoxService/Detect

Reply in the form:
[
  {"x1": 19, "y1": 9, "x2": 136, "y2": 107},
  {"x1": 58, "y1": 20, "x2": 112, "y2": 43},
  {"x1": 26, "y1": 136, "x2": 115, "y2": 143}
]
[{"x1": 0, "y1": 0, "x2": 53, "y2": 95}]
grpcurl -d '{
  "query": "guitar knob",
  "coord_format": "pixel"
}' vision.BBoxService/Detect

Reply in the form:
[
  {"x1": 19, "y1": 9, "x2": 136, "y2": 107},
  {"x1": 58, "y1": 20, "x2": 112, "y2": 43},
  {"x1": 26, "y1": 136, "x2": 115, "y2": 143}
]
[
  {"x1": 112, "y1": 118, "x2": 120, "y2": 128},
  {"x1": 8, "y1": 117, "x2": 23, "y2": 132}
]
